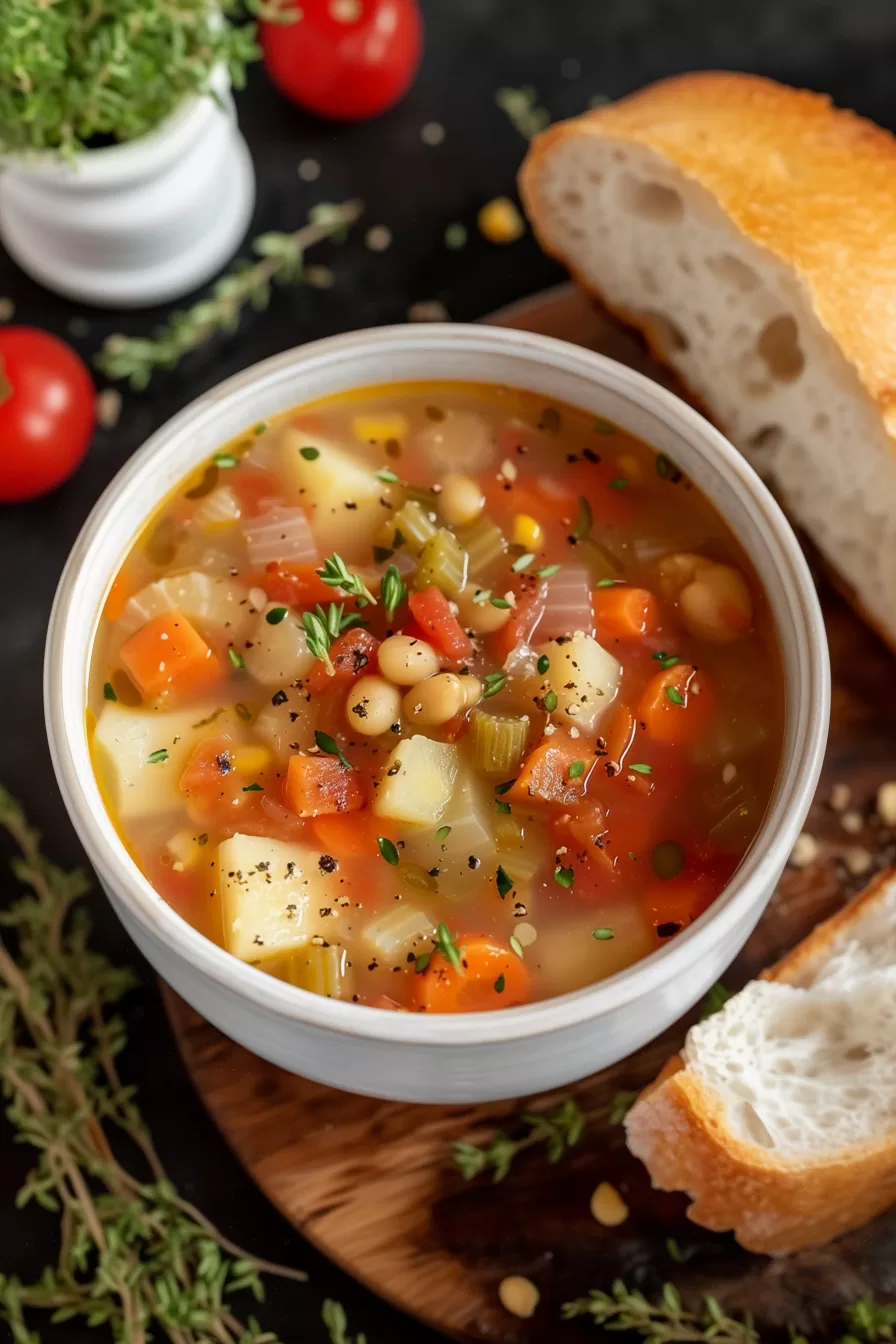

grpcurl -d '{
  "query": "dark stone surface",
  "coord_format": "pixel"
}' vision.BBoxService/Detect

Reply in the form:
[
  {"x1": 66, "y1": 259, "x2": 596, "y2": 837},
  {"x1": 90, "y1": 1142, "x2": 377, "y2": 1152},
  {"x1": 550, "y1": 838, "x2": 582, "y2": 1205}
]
[{"x1": 1, "y1": 1, "x2": 894, "y2": 1338}]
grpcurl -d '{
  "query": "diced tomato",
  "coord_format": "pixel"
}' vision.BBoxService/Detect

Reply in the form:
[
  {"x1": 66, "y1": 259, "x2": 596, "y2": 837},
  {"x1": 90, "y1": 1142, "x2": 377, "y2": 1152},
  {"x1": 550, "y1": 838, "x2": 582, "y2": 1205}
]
[
  {"x1": 397, "y1": 617, "x2": 432, "y2": 644},
  {"x1": 306, "y1": 628, "x2": 379, "y2": 693},
  {"x1": 489, "y1": 583, "x2": 546, "y2": 662},
  {"x1": 592, "y1": 586, "x2": 661, "y2": 641},
  {"x1": 284, "y1": 753, "x2": 366, "y2": 817},
  {"x1": 257, "y1": 562, "x2": 339, "y2": 609},
  {"x1": 408, "y1": 587, "x2": 473, "y2": 663},
  {"x1": 228, "y1": 466, "x2": 282, "y2": 517},
  {"x1": 638, "y1": 664, "x2": 714, "y2": 745}
]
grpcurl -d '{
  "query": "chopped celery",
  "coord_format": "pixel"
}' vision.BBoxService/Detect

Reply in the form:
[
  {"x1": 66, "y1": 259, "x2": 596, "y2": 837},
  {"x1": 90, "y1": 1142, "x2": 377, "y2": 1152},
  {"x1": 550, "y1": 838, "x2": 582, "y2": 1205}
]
[
  {"x1": 404, "y1": 482, "x2": 438, "y2": 509},
  {"x1": 495, "y1": 811, "x2": 549, "y2": 885},
  {"x1": 456, "y1": 513, "x2": 506, "y2": 576},
  {"x1": 414, "y1": 528, "x2": 468, "y2": 597},
  {"x1": 580, "y1": 535, "x2": 623, "y2": 582},
  {"x1": 285, "y1": 944, "x2": 352, "y2": 998},
  {"x1": 392, "y1": 499, "x2": 438, "y2": 555},
  {"x1": 363, "y1": 905, "x2": 434, "y2": 961},
  {"x1": 469, "y1": 710, "x2": 530, "y2": 775}
]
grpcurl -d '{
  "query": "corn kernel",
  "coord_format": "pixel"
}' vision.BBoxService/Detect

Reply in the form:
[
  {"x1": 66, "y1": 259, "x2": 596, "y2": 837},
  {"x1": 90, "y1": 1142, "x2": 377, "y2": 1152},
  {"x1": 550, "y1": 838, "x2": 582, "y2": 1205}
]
[
  {"x1": 590, "y1": 1181, "x2": 629, "y2": 1227},
  {"x1": 498, "y1": 1276, "x2": 539, "y2": 1319},
  {"x1": 512, "y1": 513, "x2": 544, "y2": 549},
  {"x1": 353, "y1": 414, "x2": 408, "y2": 444},
  {"x1": 232, "y1": 745, "x2": 272, "y2": 775},
  {"x1": 477, "y1": 196, "x2": 525, "y2": 245}
]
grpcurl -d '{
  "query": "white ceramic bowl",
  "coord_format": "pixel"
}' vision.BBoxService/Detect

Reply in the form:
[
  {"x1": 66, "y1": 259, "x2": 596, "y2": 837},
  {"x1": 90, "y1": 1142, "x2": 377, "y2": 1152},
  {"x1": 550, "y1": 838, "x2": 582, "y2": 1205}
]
[{"x1": 45, "y1": 325, "x2": 829, "y2": 1103}]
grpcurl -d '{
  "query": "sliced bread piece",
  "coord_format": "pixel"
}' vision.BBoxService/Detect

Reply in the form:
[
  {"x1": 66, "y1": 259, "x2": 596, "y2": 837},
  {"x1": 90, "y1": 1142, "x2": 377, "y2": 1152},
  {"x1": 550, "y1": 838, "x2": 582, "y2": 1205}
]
[
  {"x1": 624, "y1": 868, "x2": 896, "y2": 1254},
  {"x1": 518, "y1": 72, "x2": 896, "y2": 651}
]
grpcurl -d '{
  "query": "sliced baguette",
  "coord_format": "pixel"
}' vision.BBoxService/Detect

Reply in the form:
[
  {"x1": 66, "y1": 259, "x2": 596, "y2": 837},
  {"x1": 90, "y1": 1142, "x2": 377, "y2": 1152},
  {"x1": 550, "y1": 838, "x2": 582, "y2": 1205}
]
[
  {"x1": 623, "y1": 868, "x2": 896, "y2": 1254},
  {"x1": 519, "y1": 72, "x2": 896, "y2": 651}
]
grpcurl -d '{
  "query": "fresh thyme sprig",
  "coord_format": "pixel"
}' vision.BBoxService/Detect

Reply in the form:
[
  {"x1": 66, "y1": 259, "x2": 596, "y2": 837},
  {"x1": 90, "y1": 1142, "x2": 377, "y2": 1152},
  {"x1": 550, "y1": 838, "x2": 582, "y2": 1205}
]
[
  {"x1": 317, "y1": 554, "x2": 378, "y2": 609},
  {"x1": 562, "y1": 1280, "x2": 758, "y2": 1342},
  {"x1": 0, "y1": 786, "x2": 305, "y2": 1344},
  {"x1": 96, "y1": 201, "x2": 363, "y2": 389},
  {"x1": 303, "y1": 603, "x2": 366, "y2": 674},
  {"x1": 453, "y1": 1098, "x2": 585, "y2": 1182},
  {"x1": 381, "y1": 563, "x2": 407, "y2": 623},
  {"x1": 495, "y1": 86, "x2": 551, "y2": 139}
]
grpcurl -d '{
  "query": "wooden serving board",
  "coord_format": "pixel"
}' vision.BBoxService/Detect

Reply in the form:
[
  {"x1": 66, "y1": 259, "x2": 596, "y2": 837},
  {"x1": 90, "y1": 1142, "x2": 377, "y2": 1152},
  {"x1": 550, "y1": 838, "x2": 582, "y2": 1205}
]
[{"x1": 164, "y1": 288, "x2": 896, "y2": 1341}]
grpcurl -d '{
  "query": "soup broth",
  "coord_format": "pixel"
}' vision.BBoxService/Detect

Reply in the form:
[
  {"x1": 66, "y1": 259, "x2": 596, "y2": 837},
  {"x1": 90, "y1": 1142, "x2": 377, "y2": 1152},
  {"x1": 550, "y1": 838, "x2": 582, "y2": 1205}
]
[{"x1": 90, "y1": 382, "x2": 784, "y2": 1012}]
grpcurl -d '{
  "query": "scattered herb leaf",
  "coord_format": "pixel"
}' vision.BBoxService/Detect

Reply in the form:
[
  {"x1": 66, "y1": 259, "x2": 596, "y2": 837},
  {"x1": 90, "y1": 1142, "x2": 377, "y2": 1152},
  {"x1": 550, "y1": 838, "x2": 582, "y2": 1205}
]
[
  {"x1": 496, "y1": 799, "x2": 512, "y2": 814},
  {"x1": 568, "y1": 760, "x2": 585, "y2": 779},
  {"x1": 701, "y1": 982, "x2": 733, "y2": 1020},
  {"x1": 147, "y1": 748, "x2": 168, "y2": 764},
  {"x1": 102, "y1": 681, "x2": 117, "y2": 701},
  {"x1": 228, "y1": 647, "x2": 245, "y2": 669},
  {"x1": 494, "y1": 973, "x2": 506, "y2": 993},
  {"x1": 212, "y1": 452, "x2": 239, "y2": 468},
  {"x1": 592, "y1": 927, "x2": 614, "y2": 940},
  {"x1": 266, "y1": 606, "x2": 288, "y2": 625},
  {"x1": 608, "y1": 1090, "x2": 639, "y2": 1125},
  {"x1": 414, "y1": 952, "x2": 431, "y2": 974},
  {"x1": 595, "y1": 577, "x2": 619, "y2": 588},
  {"x1": 543, "y1": 690, "x2": 558, "y2": 713},
  {"x1": 483, "y1": 672, "x2": 506, "y2": 699},
  {"x1": 536, "y1": 562, "x2": 561, "y2": 578},
  {"x1": 665, "y1": 685, "x2": 685, "y2": 706},
  {"x1": 536, "y1": 653, "x2": 550, "y2": 675},
  {"x1": 381, "y1": 563, "x2": 407, "y2": 622},
  {"x1": 509, "y1": 934, "x2": 524, "y2": 958},
  {"x1": 490, "y1": 596, "x2": 511, "y2": 609},
  {"x1": 496, "y1": 865, "x2": 513, "y2": 899},
  {"x1": 435, "y1": 825, "x2": 452, "y2": 843},
  {"x1": 628, "y1": 762, "x2": 653, "y2": 775},
  {"x1": 377, "y1": 835, "x2": 400, "y2": 866},
  {"x1": 609, "y1": 477, "x2": 629, "y2": 490},
  {"x1": 554, "y1": 865, "x2": 574, "y2": 889},
  {"x1": 494, "y1": 778, "x2": 516, "y2": 795},
  {"x1": 317, "y1": 553, "x2": 377, "y2": 608},
  {"x1": 242, "y1": 782, "x2": 263, "y2": 792},
  {"x1": 376, "y1": 468, "x2": 400, "y2": 482},
  {"x1": 315, "y1": 730, "x2": 353, "y2": 770},
  {"x1": 434, "y1": 922, "x2": 462, "y2": 971},
  {"x1": 653, "y1": 650, "x2": 681, "y2": 669},
  {"x1": 300, "y1": 445, "x2": 320, "y2": 460},
  {"x1": 594, "y1": 418, "x2": 617, "y2": 435},
  {"x1": 573, "y1": 495, "x2": 593, "y2": 541},
  {"x1": 511, "y1": 552, "x2": 535, "y2": 572}
]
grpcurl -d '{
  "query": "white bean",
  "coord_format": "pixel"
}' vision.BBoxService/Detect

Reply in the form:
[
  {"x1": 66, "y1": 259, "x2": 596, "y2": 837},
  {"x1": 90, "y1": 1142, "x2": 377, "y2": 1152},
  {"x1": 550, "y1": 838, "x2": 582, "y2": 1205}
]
[
  {"x1": 455, "y1": 583, "x2": 512, "y2": 634},
  {"x1": 460, "y1": 674, "x2": 482, "y2": 709},
  {"x1": 377, "y1": 634, "x2": 440, "y2": 685},
  {"x1": 438, "y1": 472, "x2": 485, "y2": 527},
  {"x1": 345, "y1": 676, "x2": 402, "y2": 736},
  {"x1": 679, "y1": 563, "x2": 752, "y2": 643},
  {"x1": 402, "y1": 673, "x2": 466, "y2": 726}
]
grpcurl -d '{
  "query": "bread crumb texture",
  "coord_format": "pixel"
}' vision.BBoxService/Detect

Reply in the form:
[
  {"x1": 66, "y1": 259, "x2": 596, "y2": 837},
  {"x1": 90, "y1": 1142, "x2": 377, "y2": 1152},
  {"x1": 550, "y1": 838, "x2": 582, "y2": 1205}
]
[
  {"x1": 624, "y1": 867, "x2": 896, "y2": 1253},
  {"x1": 520, "y1": 72, "x2": 896, "y2": 650}
]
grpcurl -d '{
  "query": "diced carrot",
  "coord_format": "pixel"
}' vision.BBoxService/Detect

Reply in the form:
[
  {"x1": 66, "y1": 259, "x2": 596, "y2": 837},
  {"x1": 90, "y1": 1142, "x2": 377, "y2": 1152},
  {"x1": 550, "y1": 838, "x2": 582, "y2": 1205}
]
[
  {"x1": 284, "y1": 753, "x2": 366, "y2": 818},
  {"x1": 408, "y1": 587, "x2": 473, "y2": 663},
  {"x1": 311, "y1": 807, "x2": 389, "y2": 859},
  {"x1": 638, "y1": 664, "x2": 713, "y2": 745},
  {"x1": 553, "y1": 800, "x2": 608, "y2": 854},
  {"x1": 509, "y1": 734, "x2": 587, "y2": 806},
  {"x1": 306, "y1": 628, "x2": 379, "y2": 694},
  {"x1": 592, "y1": 586, "x2": 660, "y2": 641},
  {"x1": 120, "y1": 610, "x2": 221, "y2": 702},
  {"x1": 258, "y1": 562, "x2": 339, "y2": 610},
  {"x1": 102, "y1": 566, "x2": 138, "y2": 622},
  {"x1": 413, "y1": 935, "x2": 531, "y2": 1012},
  {"x1": 601, "y1": 701, "x2": 636, "y2": 766}
]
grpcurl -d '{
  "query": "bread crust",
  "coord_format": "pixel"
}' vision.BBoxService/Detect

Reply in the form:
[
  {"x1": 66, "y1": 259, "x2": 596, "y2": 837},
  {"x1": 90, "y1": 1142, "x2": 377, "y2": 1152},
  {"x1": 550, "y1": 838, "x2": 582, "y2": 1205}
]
[
  {"x1": 519, "y1": 70, "x2": 896, "y2": 430},
  {"x1": 624, "y1": 868, "x2": 896, "y2": 1254}
]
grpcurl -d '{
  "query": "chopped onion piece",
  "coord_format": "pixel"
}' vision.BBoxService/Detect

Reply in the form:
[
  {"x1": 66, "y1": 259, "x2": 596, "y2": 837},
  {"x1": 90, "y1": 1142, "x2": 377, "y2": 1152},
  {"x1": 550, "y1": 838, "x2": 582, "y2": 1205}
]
[
  {"x1": 243, "y1": 506, "x2": 317, "y2": 567},
  {"x1": 535, "y1": 563, "x2": 592, "y2": 641},
  {"x1": 192, "y1": 486, "x2": 242, "y2": 532}
]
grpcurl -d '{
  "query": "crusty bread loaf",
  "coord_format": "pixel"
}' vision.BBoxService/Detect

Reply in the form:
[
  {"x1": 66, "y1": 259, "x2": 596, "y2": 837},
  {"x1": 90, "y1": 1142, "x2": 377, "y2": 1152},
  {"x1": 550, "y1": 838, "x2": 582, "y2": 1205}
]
[
  {"x1": 518, "y1": 72, "x2": 896, "y2": 651},
  {"x1": 623, "y1": 868, "x2": 896, "y2": 1254}
]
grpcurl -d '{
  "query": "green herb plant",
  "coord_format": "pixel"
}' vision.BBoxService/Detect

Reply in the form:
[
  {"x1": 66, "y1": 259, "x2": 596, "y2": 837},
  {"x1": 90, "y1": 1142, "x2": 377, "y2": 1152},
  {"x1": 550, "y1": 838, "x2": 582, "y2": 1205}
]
[
  {"x1": 0, "y1": 785, "x2": 306, "y2": 1343},
  {"x1": 97, "y1": 201, "x2": 363, "y2": 389},
  {"x1": 0, "y1": 0, "x2": 291, "y2": 159}
]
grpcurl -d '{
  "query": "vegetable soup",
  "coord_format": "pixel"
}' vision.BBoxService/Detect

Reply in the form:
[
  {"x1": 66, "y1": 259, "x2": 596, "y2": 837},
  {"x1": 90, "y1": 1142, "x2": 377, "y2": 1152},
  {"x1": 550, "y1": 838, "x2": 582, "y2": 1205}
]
[{"x1": 89, "y1": 382, "x2": 783, "y2": 1012}]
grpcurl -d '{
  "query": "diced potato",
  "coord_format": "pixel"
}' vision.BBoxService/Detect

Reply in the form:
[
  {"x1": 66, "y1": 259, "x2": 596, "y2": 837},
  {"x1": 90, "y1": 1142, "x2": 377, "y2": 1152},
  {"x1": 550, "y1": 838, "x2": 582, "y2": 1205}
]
[
  {"x1": 374, "y1": 735, "x2": 459, "y2": 827},
  {"x1": 253, "y1": 688, "x2": 315, "y2": 758},
  {"x1": 93, "y1": 703, "x2": 218, "y2": 820},
  {"x1": 242, "y1": 604, "x2": 315, "y2": 687},
  {"x1": 217, "y1": 833, "x2": 341, "y2": 963},
  {"x1": 534, "y1": 632, "x2": 620, "y2": 731},
  {"x1": 279, "y1": 428, "x2": 389, "y2": 553},
  {"x1": 362, "y1": 905, "x2": 434, "y2": 961},
  {"x1": 403, "y1": 766, "x2": 496, "y2": 879},
  {"x1": 494, "y1": 809, "x2": 551, "y2": 886},
  {"x1": 286, "y1": 944, "x2": 352, "y2": 998},
  {"x1": 165, "y1": 828, "x2": 207, "y2": 870},
  {"x1": 119, "y1": 570, "x2": 253, "y2": 639},
  {"x1": 192, "y1": 486, "x2": 242, "y2": 532}
]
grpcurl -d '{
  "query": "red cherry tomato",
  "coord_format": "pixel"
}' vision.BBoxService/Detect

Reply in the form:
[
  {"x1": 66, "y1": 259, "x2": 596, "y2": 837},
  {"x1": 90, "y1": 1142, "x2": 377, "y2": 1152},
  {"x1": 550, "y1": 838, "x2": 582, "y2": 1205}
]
[
  {"x1": 260, "y1": 0, "x2": 422, "y2": 122},
  {"x1": 0, "y1": 327, "x2": 95, "y2": 503}
]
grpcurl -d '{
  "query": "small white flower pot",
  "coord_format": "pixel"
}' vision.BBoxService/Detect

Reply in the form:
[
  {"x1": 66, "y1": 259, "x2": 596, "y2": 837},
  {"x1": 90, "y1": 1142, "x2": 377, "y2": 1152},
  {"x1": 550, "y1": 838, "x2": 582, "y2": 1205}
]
[{"x1": 0, "y1": 69, "x2": 255, "y2": 309}]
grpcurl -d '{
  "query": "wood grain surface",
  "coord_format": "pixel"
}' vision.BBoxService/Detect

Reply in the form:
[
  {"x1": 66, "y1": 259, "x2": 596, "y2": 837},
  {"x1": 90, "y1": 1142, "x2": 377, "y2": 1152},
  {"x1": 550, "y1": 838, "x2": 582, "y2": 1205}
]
[{"x1": 164, "y1": 288, "x2": 896, "y2": 1342}]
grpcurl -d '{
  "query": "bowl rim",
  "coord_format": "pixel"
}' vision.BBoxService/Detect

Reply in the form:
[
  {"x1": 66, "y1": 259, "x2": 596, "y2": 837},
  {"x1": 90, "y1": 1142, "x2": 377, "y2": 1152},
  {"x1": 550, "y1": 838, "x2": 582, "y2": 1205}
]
[{"x1": 45, "y1": 322, "x2": 830, "y2": 1048}]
